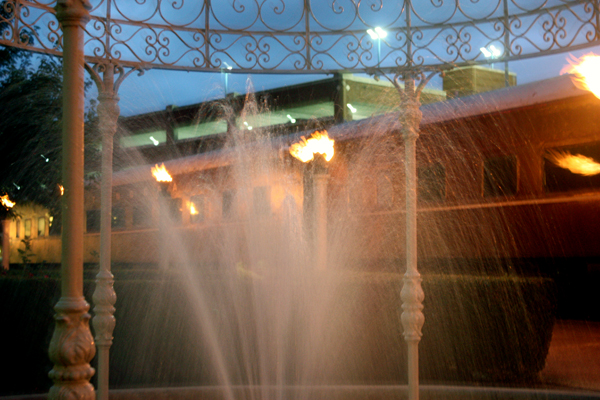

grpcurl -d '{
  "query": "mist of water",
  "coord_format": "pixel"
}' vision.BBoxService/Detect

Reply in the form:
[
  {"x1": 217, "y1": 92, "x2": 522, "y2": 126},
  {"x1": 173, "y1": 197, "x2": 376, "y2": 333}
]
[{"x1": 106, "y1": 87, "x2": 561, "y2": 399}]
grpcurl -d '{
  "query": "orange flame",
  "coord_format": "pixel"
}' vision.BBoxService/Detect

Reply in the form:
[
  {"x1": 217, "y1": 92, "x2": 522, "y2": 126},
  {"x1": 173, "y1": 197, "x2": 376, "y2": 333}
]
[
  {"x1": 151, "y1": 163, "x2": 173, "y2": 182},
  {"x1": 58, "y1": 184, "x2": 64, "y2": 196},
  {"x1": 189, "y1": 202, "x2": 198, "y2": 215},
  {"x1": 562, "y1": 53, "x2": 600, "y2": 100},
  {"x1": 289, "y1": 130, "x2": 334, "y2": 163},
  {"x1": 546, "y1": 150, "x2": 600, "y2": 176},
  {"x1": 1, "y1": 194, "x2": 15, "y2": 209}
]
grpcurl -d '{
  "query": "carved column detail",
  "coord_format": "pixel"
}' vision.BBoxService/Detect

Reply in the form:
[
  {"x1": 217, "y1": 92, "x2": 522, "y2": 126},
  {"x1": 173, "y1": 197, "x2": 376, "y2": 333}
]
[{"x1": 48, "y1": 299, "x2": 96, "y2": 400}]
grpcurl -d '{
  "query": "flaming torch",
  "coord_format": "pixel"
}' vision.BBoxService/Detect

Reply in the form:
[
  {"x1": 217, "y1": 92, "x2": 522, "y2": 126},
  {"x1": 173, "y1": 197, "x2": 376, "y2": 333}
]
[
  {"x1": 289, "y1": 130, "x2": 335, "y2": 164},
  {"x1": 546, "y1": 150, "x2": 600, "y2": 176},
  {"x1": 151, "y1": 163, "x2": 173, "y2": 195},
  {"x1": 290, "y1": 130, "x2": 334, "y2": 270},
  {"x1": 1, "y1": 194, "x2": 15, "y2": 209},
  {"x1": 563, "y1": 53, "x2": 600, "y2": 100}
]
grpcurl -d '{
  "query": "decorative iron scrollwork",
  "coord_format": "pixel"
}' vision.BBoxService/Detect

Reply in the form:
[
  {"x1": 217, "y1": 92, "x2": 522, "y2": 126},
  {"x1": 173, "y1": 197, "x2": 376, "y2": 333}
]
[{"x1": 0, "y1": 1, "x2": 597, "y2": 72}]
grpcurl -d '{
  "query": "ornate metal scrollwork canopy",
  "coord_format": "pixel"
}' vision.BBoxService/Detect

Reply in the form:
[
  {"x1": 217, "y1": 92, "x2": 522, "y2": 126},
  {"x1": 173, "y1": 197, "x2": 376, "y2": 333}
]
[{"x1": 1, "y1": 0, "x2": 598, "y2": 74}]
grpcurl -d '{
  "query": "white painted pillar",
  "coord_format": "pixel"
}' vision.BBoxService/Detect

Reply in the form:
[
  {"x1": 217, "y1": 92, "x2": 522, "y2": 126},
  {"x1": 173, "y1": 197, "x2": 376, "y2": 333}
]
[
  {"x1": 92, "y1": 63, "x2": 120, "y2": 400},
  {"x1": 48, "y1": 1, "x2": 95, "y2": 400},
  {"x1": 400, "y1": 77, "x2": 424, "y2": 400}
]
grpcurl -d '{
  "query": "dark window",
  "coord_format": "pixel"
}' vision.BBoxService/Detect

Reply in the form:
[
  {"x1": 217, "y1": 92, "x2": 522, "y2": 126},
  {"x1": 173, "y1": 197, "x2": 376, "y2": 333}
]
[
  {"x1": 49, "y1": 216, "x2": 60, "y2": 236},
  {"x1": 418, "y1": 163, "x2": 446, "y2": 202},
  {"x1": 15, "y1": 220, "x2": 20, "y2": 238},
  {"x1": 377, "y1": 175, "x2": 394, "y2": 209},
  {"x1": 484, "y1": 155, "x2": 517, "y2": 197},
  {"x1": 24, "y1": 219, "x2": 32, "y2": 237},
  {"x1": 112, "y1": 207, "x2": 126, "y2": 229},
  {"x1": 168, "y1": 198, "x2": 183, "y2": 224},
  {"x1": 37, "y1": 217, "x2": 45, "y2": 237},
  {"x1": 190, "y1": 195, "x2": 205, "y2": 223},
  {"x1": 86, "y1": 210, "x2": 101, "y2": 233},
  {"x1": 133, "y1": 204, "x2": 152, "y2": 227},
  {"x1": 222, "y1": 190, "x2": 235, "y2": 219},
  {"x1": 253, "y1": 186, "x2": 271, "y2": 216},
  {"x1": 544, "y1": 142, "x2": 600, "y2": 193}
]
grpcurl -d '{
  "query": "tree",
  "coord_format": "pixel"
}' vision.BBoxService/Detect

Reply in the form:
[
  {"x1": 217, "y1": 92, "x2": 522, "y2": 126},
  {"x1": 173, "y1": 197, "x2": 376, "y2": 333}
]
[{"x1": 0, "y1": 50, "x2": 99, "y2": 221}]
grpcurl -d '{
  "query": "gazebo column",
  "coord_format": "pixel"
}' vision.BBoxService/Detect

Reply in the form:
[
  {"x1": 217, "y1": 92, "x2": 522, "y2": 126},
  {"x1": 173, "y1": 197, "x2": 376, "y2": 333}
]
[
  {"x1": 48, "y1": 1, "x2": 95, "y2": 400},
  {"x1": 89, "y1": 63, "x2": 120, "y2": 400},
  {"x1": 400, "y1": 76, "x2": 424, "y2": 400}
]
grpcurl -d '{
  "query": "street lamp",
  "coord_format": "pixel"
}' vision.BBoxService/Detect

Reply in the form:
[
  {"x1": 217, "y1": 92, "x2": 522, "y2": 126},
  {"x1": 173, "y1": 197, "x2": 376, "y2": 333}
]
[
  {"x1": 480, "y1": 44, "x2": 502, "y2": 69},
  {"x1": 367, "y1": 27, "x2": 387, "y2": 67},
  {"x1": 221, "y1": 62, "x2": 233, "y2": 96}
]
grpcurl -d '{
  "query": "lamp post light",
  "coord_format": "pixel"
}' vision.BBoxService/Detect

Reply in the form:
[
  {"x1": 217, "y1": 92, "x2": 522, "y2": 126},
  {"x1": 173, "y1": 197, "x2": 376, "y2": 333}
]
[
  {"x1": 290, "y1": 130, "x2": 335, "y2": 270},
  {"x1": 367, "y1": 27, "x2": 388, "y2": 67},
  {"x1": 480, "y1": 44, "x2": 511, "y2": 87},
  {"x1": 221, "y1": 62, "x2": 233, "y2": 96}
]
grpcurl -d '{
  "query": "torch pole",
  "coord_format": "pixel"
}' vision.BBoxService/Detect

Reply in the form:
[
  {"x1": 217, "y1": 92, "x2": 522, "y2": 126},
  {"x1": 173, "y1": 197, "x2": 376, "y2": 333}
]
[
  {"x1": 313, "y1": 161, "x2": 329, "y2": 270},
  {"x1": 1, "y1": 218, "x2": 9, "y2": 270},
  {"x1": 158, "y1": 184, "x2": 170, "y2": 271}
]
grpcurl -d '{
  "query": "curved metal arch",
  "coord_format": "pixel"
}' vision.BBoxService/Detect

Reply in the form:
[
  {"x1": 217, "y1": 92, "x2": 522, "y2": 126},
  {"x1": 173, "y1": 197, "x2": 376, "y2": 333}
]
[{"x1": 0, "y1": 0, "x2": 598, "y2": 73}]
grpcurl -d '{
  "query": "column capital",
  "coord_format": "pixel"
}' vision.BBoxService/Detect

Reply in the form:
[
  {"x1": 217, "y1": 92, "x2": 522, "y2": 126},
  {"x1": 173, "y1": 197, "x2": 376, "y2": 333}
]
[{"x1": 55, "y1": 0, "x2": 92, "y2": 28}]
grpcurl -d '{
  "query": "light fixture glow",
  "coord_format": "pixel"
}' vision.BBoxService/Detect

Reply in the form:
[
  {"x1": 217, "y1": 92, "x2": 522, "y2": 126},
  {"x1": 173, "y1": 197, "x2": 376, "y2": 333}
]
[
  {"x1": 489, "y1": 45, "x2": 502, "y2": 57},
  {"x1": 374, "y1": 27, "x2": 387, "y2": 38},
  {"x1": 481, "y1": 45, "x2": 502, "y2": 58},
  {"x1": 149, "y1": 136, "x2": 159, "y2": 146},
  {"x1": 367, "y1": 27, "x2": 387, "y2": 39},
  {"x1": 243, "y1": 121, "x2": 253, "y2": 130},
  {"x1": 346, "y1": 103, "x2": 357, "y2": 113},
  {"x1": 286, "y1": 114, "x2": 296, "y2": 124}
]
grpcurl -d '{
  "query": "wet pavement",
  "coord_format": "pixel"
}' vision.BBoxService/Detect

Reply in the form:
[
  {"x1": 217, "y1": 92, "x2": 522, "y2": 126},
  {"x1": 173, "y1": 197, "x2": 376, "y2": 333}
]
[{"x1": 541, "y1": 319, "x2": 600, "y2": 391}]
